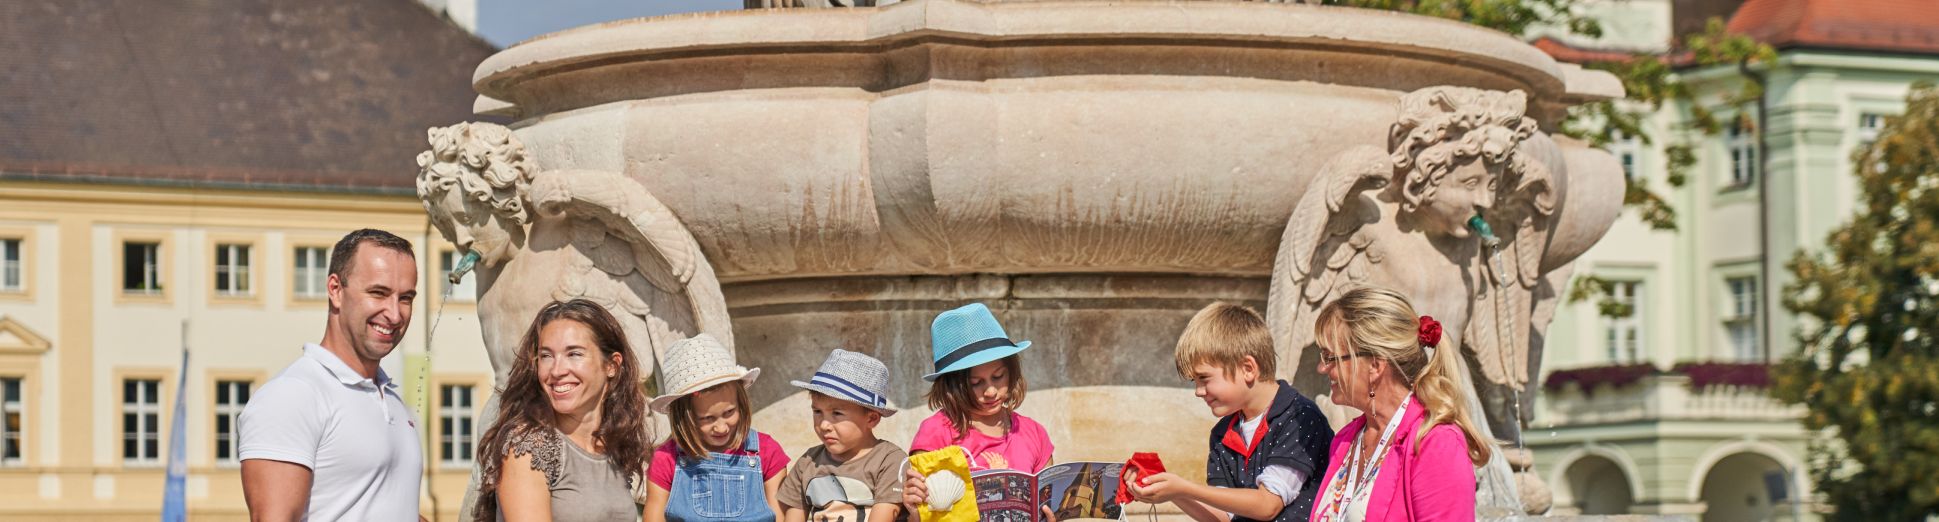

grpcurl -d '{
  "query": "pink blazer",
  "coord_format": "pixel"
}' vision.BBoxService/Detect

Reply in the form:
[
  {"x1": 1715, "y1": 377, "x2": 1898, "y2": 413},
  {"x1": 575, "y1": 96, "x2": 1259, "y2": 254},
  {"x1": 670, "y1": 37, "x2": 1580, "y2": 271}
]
[{"x1": 1309, "y1": 396, "x2": 1477, "y2": 521}]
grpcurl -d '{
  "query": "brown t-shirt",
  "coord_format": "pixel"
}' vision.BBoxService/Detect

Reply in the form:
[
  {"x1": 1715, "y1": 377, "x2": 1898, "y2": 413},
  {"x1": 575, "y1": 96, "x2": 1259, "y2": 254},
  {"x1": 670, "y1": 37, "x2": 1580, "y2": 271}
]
[{"x1": 777, "y1": 439, "x2": 908, "y2": 518}]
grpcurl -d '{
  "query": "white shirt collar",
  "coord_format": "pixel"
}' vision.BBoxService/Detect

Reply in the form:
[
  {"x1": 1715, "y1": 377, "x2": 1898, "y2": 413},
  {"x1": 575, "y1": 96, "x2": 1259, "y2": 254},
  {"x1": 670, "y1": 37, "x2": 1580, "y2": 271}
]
[{"x1": 304, "y1": 343, "x2": 395, "y2": 390}]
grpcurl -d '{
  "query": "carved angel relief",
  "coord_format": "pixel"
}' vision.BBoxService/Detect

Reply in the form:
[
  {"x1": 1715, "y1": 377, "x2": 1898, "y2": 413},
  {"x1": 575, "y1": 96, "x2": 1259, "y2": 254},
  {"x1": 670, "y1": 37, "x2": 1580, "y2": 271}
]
[
  {"x1": 1267, "y1": 86, "x2": 1556, "y2": 432},
  {"x1": 416, "y1": 122, "x2": 735, "y2": 380}
]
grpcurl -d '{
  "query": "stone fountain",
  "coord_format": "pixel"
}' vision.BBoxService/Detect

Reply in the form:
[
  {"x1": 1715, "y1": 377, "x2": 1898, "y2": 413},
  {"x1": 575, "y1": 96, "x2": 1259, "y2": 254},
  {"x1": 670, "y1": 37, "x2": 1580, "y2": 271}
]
[{"x1": 416, "y1": 0, "x2": 1626, "y2": 518}]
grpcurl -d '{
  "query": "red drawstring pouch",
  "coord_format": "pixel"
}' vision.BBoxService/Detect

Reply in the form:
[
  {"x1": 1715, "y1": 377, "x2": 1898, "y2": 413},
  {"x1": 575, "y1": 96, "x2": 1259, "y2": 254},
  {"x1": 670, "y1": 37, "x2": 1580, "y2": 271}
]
[{"x1": 1115, "y1": 452, "x2": 1166, "y2": 505}]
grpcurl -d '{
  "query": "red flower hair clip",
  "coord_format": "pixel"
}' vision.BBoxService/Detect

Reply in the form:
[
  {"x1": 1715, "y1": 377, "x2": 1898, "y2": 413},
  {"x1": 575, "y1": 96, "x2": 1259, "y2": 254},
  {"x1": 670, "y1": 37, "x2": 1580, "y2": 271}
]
[{"x1": 1418, "y1": 316, "x2": 1442, "y2": 347}]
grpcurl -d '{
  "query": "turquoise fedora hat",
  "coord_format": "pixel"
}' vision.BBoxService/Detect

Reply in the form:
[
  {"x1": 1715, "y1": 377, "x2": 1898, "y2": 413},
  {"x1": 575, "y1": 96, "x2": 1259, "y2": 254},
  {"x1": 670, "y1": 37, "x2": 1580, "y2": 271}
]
[{"x1": 924, "y1": 303, "x2": 1031, "y2": 382}]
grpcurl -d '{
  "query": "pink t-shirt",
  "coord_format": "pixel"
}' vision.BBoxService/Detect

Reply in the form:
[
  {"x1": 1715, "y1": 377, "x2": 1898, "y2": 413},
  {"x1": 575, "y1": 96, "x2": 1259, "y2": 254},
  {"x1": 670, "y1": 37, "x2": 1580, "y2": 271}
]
[
  {"x1": 648, "y1": 432, "x2": 791, "y2": 490},
  {"x1": 909, "y1": 411, "x2": 1054, "y2": 473}
]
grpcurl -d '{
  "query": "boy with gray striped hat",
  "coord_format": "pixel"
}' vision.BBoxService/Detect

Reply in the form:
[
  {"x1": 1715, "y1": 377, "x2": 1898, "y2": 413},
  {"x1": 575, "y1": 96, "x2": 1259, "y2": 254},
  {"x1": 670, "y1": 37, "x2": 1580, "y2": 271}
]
[{"x1": 778, "y1": 349, "x2": 909, "y2": 522}]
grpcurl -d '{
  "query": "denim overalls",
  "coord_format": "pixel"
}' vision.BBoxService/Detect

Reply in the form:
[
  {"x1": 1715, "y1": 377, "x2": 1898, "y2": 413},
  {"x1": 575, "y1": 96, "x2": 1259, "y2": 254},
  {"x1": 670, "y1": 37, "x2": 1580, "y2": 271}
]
[{"x1": 667, "y1": 430, "x2": 775, "y2": 522}]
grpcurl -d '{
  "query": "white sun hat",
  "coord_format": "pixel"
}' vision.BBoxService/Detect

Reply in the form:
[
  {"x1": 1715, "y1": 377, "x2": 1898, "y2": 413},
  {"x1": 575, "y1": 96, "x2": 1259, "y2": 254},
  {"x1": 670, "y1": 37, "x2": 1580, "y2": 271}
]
[{"x1": 649, "y1": 333, "x2": 760, "y2": 414}]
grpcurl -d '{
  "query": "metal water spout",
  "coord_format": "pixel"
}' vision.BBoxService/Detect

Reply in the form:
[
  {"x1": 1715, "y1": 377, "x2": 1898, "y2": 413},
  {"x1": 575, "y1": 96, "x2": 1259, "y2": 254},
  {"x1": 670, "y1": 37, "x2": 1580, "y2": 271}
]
[
  {"x1": 1468, "y1": 214, "x2": 1501, "y2": 247},
  {"x1": 447, "y1": 250, "x2": 480, "y2": 285}
]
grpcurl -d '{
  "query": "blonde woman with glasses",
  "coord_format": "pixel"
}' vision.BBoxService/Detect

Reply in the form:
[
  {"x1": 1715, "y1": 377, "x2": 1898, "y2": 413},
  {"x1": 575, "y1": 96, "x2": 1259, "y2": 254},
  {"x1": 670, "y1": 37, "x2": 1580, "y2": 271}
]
[{"x1": 1308, "y1": 286, "x2": 1491, "y2": 522}]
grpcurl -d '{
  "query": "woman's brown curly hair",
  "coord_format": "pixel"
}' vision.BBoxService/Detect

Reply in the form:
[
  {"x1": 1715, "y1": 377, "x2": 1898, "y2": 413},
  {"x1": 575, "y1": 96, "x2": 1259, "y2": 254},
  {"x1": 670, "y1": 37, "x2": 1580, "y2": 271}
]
[{"x1": 473, "y1": 299, "x2": 651, "y2": 521}]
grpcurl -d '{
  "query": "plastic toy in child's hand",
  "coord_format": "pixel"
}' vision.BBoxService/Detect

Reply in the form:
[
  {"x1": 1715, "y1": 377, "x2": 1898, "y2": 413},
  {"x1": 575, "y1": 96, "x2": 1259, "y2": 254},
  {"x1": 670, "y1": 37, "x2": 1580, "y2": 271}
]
[
  {"x1": 1116, "y1": 452, "x2": 1166, "y2": 505},
  {"x1": 908, "y1": 447, "x2": 978, "y2": 522}
]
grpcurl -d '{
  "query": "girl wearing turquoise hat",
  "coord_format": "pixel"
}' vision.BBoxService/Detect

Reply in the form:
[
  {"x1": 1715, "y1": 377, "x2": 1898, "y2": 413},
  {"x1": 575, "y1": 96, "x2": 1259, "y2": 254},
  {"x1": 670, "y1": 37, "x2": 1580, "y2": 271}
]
[{"x1": 899, "y1": 303, "x2": 1056, "y2": 514}]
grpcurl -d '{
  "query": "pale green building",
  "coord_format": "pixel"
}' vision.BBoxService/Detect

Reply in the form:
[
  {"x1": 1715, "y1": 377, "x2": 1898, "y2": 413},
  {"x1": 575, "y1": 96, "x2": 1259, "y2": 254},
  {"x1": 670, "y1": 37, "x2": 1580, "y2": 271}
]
[{"x1": 1530, "y1": 0, "x2": 1939, "y2": 519}]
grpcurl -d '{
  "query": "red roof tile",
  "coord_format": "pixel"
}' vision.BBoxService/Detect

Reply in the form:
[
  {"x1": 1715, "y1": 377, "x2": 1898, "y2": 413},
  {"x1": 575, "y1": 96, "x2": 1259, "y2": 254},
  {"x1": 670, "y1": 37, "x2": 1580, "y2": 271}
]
[
  {"x1": 1727, "y1": 0, "x2": 1939, "y2": 55},
  {"x1": 1533, "y1": 37, "x2": 1647, "y2": 65},
  {"x1": 1537, "y1": 0, "x2": 1938, "y2": 67},
  {"x1": 1531, "y1": 37, "x2": 1699, "y2": 68}
]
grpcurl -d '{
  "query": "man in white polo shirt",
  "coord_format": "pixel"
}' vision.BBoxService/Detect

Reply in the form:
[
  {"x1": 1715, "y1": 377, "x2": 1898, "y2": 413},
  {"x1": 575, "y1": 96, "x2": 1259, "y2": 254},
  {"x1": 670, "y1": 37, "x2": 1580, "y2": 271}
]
[{"x1": 240, "y1": 229, "x2": 424, "y2": 521}]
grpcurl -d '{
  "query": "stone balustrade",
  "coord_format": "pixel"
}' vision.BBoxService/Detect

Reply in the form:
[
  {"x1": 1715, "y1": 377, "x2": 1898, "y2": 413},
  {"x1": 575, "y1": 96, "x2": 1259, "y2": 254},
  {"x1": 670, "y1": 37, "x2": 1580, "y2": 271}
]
[{"x1": 1537, "y1": 373, "x2": 1805, "y2": 426}]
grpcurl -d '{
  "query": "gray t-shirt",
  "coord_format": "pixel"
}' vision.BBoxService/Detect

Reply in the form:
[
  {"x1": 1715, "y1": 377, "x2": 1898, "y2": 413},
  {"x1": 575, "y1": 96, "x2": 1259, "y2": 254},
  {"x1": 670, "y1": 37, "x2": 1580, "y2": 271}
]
[
  {"x1": 497, "y1": 428, "x2": 639, "y2": 522},
  {"x1": 777, "y1": 439, "x2": 908, "y2": 519}
]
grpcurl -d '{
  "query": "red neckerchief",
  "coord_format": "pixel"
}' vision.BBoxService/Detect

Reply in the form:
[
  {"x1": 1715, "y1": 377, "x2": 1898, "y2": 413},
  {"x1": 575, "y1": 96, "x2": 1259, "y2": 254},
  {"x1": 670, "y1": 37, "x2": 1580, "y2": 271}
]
[{"x1": 1220, "y1": 412, "x2": 1272, "y2": 465}]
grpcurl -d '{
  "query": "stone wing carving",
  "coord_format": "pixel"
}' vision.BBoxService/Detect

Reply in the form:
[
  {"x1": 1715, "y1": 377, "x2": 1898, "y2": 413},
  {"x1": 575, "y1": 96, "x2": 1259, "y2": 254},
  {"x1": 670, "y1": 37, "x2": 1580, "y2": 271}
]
[
  {"x1": 418, "y1": 122, "x2": 740, "y2": 522},
  {"x1": 1266, "y1": 145, "x2": 1392, "y2": 370},
  {"x1": 528, "y1": 169, "x2": 737, "y2": 355}
]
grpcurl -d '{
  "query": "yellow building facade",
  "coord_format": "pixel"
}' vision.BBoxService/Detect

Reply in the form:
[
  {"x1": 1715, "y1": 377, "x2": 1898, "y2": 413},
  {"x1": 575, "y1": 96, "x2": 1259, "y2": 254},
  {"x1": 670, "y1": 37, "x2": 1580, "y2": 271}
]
[
  {"x1": 0, "y1": 180, "x2": 497, "y2": 520},
  {"x1": 0, "y1": 0, "x2": 499, "y2": 516}
]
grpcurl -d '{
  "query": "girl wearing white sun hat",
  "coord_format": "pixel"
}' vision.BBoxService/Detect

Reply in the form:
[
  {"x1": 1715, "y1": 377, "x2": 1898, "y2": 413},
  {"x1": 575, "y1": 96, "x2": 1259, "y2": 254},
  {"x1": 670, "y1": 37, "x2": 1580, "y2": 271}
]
[{"x1": 643, "y1": 334, "x2": 792, "y2": 522}]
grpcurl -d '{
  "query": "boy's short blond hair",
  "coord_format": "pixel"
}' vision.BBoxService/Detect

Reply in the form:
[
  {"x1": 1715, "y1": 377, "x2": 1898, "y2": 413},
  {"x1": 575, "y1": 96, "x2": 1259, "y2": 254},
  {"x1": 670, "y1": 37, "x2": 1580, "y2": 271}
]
[{"x1": 1173, "y1": 302, "x2": 1277, "y2": 380}]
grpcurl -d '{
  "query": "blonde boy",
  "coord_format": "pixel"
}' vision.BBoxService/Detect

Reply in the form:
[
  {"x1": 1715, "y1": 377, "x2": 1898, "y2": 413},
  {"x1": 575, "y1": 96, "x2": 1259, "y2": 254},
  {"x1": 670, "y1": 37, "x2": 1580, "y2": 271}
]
[{"x1": 1129, "y1": 303, "x2": 1334, "y2": 522}]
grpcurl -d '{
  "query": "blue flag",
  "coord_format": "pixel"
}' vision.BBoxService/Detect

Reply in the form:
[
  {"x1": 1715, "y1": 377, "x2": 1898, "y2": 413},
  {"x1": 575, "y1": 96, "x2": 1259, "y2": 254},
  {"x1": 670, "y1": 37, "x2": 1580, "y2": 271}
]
[{"x1": 161, "y1": 348, "x2": 188, "y2": 521}]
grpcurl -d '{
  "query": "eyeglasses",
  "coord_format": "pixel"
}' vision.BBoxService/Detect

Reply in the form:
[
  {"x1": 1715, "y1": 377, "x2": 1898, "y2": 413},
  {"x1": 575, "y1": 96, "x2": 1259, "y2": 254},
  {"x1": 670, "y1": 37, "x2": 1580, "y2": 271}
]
[{"x1": 1317, "y1": 351, "x2": 1369, "y2": 368}]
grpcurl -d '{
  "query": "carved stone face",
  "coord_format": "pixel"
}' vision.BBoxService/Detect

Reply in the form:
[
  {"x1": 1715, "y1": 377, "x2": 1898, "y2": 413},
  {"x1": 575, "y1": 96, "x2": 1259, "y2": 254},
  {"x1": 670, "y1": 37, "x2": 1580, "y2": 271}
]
[
  {"x1": 1418, "y1": 159, "x2": 1498, "y2": 239},
  {"x1": 427, "y1": 186, "x2": 516, "y2": 268}
]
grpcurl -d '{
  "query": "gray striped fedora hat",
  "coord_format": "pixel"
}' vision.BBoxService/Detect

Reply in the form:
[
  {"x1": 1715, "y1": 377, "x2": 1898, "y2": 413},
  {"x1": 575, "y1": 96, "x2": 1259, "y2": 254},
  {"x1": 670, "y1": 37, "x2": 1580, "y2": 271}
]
[{"x1": 789, "y1": 349, "x2": 896, "y2": 416}]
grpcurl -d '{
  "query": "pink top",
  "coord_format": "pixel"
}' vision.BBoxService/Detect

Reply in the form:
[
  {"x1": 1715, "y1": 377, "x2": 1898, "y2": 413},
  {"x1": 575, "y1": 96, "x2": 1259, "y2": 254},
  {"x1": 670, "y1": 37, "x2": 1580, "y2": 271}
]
[
  {"x1": 647, "y1": 432, "x2": 791, "y2": 490},
  {"x1": 908, "y1": 411, "x2": 1054, "y2": 473},
  {"x1": 1309, "y1": 396, "x2": 1477, "y2": 522}
]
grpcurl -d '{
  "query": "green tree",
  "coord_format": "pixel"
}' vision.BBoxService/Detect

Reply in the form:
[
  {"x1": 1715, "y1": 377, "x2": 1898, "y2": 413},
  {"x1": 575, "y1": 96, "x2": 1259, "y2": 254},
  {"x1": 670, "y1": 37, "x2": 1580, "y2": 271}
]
[{"x1": 1774, "y1": 83, "x2": 1939, "y2": 520}]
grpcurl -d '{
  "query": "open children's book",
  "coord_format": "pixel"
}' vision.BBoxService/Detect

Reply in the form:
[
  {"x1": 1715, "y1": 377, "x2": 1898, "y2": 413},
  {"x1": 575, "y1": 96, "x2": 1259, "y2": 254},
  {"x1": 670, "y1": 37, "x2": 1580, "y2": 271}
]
[{"x1": 971, "y1": 462, "x2": 1125, "y2": 522}]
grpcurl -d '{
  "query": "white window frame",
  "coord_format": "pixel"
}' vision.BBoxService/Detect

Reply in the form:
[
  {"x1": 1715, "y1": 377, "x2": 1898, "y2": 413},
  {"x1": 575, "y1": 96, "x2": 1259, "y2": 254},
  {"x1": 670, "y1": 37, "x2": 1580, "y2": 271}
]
[
  {"x1": 213, "y1": 380, "x2": 250, "y2": 465},
  {"x1": 214, "y1": 243, "x2": 252, "y2": 297},
  {"x1": 1726, "y1": 276, "x2": 1762, "y2": 362},
  {"x1": 1858, "y1": 112, "x2": 1887, "y2": 144},
  {"x1": 440, "y1": 250, "x2": 477, "y2": 303},
  {"x1": 1603, "y1": 280, "x2": 1645, "y2": 364},
  {"x1": 124, "y1": 242, "x2": 162, "y2": 294},
  {"x1": 1609, "y1": 132, "x2": 1642, "y2": 183},
  {"x1": 1, "y1": 377, "x2": 21, "y2": 466},
  {"x1": 439, "y1": 384, "x2": 476, "y2": 466},
  {"x1": 293, "y1": 246, "x2": 329, "y2": 300},
  {"x1": 0, "y1": 239, "x2": 21, "y2": 292},
  {"x1": 1727, "y1": 120, "x2": 1758, "y2": 189},
  {"x1": 123, "y1": 379, "x2": 162, "y2": 465}
]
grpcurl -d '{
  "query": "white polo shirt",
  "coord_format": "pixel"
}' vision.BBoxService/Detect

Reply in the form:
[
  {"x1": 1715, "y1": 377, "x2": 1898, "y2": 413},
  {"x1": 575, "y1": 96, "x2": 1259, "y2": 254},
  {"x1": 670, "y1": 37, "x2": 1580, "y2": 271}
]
[{"x1": 240, "y1": 344, "x2": 422, "y2": 521}]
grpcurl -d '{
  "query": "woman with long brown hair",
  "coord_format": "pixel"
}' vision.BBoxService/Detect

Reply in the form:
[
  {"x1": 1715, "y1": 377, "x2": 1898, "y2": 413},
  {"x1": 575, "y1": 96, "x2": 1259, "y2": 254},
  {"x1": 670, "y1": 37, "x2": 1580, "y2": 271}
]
[
  {"x1": 1308, "y1": 286, "x2": 1491, "y2": 521},
  {"x1": 475, "y1": 299, "x2": 651, "y2": 522}
]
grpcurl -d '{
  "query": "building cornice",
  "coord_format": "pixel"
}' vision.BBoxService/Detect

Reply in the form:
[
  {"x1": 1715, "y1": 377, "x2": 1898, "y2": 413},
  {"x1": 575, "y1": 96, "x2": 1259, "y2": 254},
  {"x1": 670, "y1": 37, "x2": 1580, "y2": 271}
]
[
  {"x1": 0, "y1": 180, "x2": 424, "y2": 215},
  {"x1": 0, "y1": 171, "x2": 415, "y2": 199}
]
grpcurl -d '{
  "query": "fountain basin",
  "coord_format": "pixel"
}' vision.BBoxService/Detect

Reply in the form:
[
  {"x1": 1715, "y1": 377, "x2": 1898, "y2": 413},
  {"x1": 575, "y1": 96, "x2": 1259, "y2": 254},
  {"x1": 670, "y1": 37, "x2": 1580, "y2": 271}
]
[{"x1": 462, "y1": 0, "x2": 1623, "y2": 484}]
